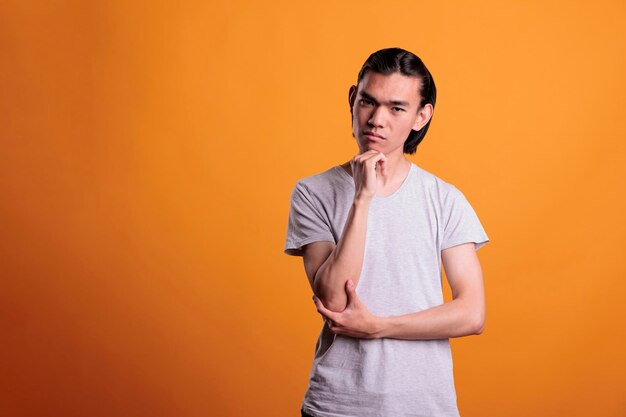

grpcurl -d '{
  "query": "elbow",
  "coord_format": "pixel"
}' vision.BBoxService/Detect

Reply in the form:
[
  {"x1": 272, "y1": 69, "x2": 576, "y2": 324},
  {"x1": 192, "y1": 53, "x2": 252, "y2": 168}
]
[
  {"x1": 324, "y1": 297, "x2": 348, "y2": 313},
  {"x1": 313, "y1": 283, "x2": 348, "y2": 312},
  {"x1": 313, "y1": 269, "x2": 352, "y2": 312},
  {"x1": 316, "y1": 292, "x2": 347, "y2": 312},
  {"x1": 471, "y1": 312, "x2": 485, "y2": 335},
  {"x1": 456, "y1": 299, "x2": 485, "y2": 336}
]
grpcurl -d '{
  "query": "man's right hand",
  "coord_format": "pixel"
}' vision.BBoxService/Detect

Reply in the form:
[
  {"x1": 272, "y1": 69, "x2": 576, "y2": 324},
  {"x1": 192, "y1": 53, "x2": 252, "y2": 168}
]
[{"x1": 350, "y1": 150, "x2": 387, "y2": 202}]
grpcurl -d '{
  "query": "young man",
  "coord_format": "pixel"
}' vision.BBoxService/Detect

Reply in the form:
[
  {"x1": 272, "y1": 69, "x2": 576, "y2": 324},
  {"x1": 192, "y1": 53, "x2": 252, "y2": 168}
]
[{"x1": 284, "y1": 47, "x2": 490, "y2": 417}]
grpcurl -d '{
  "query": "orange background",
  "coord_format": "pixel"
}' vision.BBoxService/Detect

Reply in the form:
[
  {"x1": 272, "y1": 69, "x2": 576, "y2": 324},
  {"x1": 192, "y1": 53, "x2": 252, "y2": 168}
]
[{"x1": 1, "y1": 1, "x2": 625, "y2": 416}]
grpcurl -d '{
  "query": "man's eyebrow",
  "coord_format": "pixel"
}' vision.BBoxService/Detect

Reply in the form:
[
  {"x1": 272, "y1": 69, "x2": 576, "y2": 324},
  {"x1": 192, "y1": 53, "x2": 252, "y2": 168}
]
[{"x1": 360, "y1": 91, "x2": 411, "y2": 107}]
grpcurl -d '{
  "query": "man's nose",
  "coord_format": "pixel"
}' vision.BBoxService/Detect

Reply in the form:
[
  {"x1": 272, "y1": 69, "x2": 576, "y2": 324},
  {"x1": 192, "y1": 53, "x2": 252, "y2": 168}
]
[{"x1": 368, "y1": 106, "x2": 386, "y2": 127}]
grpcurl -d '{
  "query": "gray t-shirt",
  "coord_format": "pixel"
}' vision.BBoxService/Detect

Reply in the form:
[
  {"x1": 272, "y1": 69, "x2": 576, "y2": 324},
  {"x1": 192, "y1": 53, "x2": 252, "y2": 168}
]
[{"x1": 284, "y1": 161, "x2": 489, "y2": 417}]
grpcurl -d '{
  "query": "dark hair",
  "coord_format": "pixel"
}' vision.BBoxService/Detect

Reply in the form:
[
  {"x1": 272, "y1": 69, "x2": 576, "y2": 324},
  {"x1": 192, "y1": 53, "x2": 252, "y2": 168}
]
[{"x1": 356, "y1": 47, "x2": 437, "y2": 154}]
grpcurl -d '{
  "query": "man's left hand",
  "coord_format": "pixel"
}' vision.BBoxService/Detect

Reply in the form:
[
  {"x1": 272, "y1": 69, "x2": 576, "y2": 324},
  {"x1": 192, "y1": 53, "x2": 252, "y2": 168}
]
[{"x1": 312, "y1": 280, "x2": 383, "y2": 339}]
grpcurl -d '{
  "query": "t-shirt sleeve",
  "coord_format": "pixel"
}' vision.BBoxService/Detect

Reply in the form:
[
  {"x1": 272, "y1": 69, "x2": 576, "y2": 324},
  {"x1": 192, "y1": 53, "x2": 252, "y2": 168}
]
[
  {"x1": 441, "y1": 186, "x2": 490, "y2": 251},
  {"x1": 284, "y1": 182, "x2": 336, "y2": 257}
]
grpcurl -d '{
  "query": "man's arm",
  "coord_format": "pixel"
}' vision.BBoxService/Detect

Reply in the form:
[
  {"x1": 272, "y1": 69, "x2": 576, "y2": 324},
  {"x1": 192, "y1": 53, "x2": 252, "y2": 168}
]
[
  {"x1": 376, "y1": 242, "x2": 486, "y2": 339},
  {"x1": 301, "y1": 151, "x2": 387, "y2": 313},
  {"x1": 302, "y1": 198, "x2": 371, "y2": 312},
  {"x1": 311, "y1": 243, "x2": 485, "y2": 340}
]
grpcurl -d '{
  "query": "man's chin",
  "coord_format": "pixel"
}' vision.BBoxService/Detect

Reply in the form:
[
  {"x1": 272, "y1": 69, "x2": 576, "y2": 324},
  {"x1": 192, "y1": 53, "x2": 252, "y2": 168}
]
[{"x1": 364, "y1": 142, "x2": 384, "y2": 152}]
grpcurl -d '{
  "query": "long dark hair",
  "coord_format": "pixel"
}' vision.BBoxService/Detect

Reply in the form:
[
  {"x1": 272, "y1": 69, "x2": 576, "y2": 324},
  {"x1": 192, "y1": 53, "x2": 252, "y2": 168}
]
[{"x1": 356, "y1": 48, "x2": 437, "y2": 154}]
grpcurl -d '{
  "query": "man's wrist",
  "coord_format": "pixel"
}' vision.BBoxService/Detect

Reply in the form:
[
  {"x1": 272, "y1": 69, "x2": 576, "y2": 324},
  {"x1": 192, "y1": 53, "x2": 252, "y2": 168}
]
[{"x1": 373, "y1": 315, "x2": 391, "y2": 339}]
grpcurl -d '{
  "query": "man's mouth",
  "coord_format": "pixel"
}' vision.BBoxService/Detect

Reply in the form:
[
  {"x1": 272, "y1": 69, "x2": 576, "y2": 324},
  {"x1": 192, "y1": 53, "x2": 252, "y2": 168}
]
[{"x1": 364, "y1": 132, "x2": 385, "y2": 141}]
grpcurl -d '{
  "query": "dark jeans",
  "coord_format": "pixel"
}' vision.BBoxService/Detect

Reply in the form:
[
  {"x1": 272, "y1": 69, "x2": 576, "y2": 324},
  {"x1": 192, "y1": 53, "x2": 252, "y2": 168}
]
[{"x1": 301, "y1": 409, "x2": 315, "y2": 417}]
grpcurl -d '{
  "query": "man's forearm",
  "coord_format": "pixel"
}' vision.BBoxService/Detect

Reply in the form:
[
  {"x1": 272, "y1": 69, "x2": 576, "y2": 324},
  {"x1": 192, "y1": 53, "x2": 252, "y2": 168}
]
[
  {"x1": 375, "y1": 298, "x2": 484, "y2": 340},
  {"x1": 314, "y1": 198, "x2": 371, "y2": 312}
]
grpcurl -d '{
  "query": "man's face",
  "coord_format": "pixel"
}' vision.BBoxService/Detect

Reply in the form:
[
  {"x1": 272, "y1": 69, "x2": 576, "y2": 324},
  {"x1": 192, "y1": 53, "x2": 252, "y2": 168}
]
[{"x1": 349, "y1": 71, "x2": 430, "y2": 155}]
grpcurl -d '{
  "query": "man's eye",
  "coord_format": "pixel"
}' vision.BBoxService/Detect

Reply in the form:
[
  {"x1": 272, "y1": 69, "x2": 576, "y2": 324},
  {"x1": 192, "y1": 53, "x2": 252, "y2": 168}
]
[
  {"x1": 392, "y1": 107, "x2": 405, "y2": 112},
  {"x1": 359, "y1": 99, "x2": 372, "y2": 105}
]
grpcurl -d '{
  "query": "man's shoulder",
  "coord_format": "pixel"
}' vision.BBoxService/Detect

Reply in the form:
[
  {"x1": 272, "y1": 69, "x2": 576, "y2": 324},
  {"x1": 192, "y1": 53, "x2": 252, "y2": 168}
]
[
  {"x1": 411, "y1": 162, "x2": 458, "y2": 195},
  {"x1": 293, "y1": 164, "x2": 347, "y2": 191}
]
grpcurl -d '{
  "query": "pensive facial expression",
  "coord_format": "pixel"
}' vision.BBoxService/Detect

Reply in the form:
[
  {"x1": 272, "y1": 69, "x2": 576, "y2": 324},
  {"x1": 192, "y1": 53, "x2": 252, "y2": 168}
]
[{"x1": 349, "y1": 71, "x2": 432, "y2": 156}]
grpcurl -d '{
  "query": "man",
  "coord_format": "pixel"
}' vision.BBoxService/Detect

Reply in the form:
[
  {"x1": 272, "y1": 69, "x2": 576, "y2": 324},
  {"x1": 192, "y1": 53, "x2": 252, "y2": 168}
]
[{"x1": 284, "y1": 47, "x2": 490, "y2": 417}]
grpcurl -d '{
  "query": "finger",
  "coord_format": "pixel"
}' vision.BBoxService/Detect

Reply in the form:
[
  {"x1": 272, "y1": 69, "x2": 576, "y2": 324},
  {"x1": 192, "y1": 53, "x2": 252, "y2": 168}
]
[
  {"x1": 362, "y1": 152, "x2": 381, "y2": 166},
  {"x1": 327, "y1": 320, "x2": 342, "y2": 334},
  {"x1": 363, "y1": 152, "x2": 386, "y2": 172},
  {"x1": 362, "y1": 150, "x2": 386, "y2": 162},
  {"x1": 312, "y1": 295, "x2": 327, "y2": 314},
  {"x1": 315, "y1": 309, "x2": 327, "y2": 320},
  {"x1": 352, "y1": 152, "x2": 378, "y2": 172},
  {"x1": 353, "y1": 150, "x2": 378, "y2": 165},
  {"x1": 372, "y1": 156, "x2": 387, "y2": 177},
  {"x1": 313, "y1": 296, "x2": 337, "y2": 321},
  {"x1": 351, "y1": 157, "x2": 364, "y2": 174},
  {"x1": 345, "y1": 280, "x2": 356, "y2": 305}
]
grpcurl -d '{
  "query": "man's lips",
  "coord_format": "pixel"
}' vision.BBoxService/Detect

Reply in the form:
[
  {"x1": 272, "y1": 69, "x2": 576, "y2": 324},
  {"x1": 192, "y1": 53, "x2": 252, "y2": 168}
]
[{"x1": 364, "y1": 131, "x2": 385, "y2": 140}]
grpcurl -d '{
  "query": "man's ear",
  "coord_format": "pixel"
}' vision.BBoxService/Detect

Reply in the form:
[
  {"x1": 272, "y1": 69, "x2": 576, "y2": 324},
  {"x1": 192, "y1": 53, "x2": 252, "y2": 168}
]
[
  {"x1": 412, "y1": 103, "x2": 433, "y2": 131},
  {"x1": 348, "y1": 85, "x2": 358, "y2": 136},
  {"x1": 348, "y1": 85, "x2": 357, "y2": 114}
]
